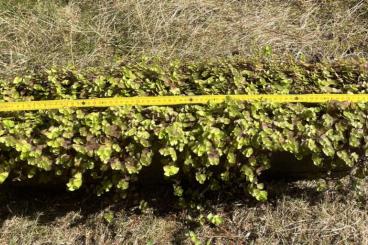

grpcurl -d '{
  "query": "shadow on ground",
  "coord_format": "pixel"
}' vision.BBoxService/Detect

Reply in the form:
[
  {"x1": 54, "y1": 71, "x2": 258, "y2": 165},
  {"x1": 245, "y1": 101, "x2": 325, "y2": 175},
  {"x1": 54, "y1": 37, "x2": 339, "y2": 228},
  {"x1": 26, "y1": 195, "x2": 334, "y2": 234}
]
[
  {"x1": 0, "y1": 178, "x2": 347, "y2": 225},
  {"x1": 0, "y1": 176, "x2": 366, "y2": 244}
]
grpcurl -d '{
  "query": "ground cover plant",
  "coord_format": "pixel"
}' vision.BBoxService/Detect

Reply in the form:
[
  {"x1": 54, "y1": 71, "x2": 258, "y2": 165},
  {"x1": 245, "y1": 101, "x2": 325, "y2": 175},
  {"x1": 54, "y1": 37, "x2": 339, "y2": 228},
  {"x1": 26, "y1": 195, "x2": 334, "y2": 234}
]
[
  {"x1": 1, "y1": 0, "x2": 368, "y2": 243},
  {"x1": 1, "y1": 58, "x2": 368, "y2": 202}
]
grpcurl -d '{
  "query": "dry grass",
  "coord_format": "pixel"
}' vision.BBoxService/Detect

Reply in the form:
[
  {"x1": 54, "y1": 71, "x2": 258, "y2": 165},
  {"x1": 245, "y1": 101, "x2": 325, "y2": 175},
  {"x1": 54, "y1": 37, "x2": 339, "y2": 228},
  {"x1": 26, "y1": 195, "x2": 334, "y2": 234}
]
[
  {"x1": 0, "y1": 179, "x2": 367, "y2": 244},
  {"x1": 1, "y1": 0, "x2": 368, "y2": 78}
]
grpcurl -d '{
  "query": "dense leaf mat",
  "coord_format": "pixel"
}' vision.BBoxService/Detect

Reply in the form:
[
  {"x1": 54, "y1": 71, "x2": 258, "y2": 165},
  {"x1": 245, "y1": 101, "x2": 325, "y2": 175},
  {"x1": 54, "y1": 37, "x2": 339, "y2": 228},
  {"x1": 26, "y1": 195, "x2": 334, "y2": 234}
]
[{"x1": 0, "y1": 58, "x2": 367, "y2": 201}]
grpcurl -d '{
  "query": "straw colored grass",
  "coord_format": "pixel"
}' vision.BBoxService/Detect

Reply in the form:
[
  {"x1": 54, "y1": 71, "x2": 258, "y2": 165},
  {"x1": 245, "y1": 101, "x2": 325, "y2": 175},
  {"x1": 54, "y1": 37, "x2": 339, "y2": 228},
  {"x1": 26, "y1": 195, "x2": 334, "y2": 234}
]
[
  {"x1": 1, "y1": 0, "x2": 367, "y2": 78},
  {"x1": 0, "y1": 179, "x2": 367, "y2": 244}
]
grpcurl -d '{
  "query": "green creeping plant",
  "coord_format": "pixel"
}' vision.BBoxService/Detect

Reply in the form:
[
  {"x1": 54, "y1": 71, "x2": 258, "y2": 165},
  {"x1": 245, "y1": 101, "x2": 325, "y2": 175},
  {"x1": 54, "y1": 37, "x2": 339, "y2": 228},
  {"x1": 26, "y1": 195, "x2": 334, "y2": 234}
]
[{"x1": 0, "y1": 57, "x2": 367, "y2": 202}]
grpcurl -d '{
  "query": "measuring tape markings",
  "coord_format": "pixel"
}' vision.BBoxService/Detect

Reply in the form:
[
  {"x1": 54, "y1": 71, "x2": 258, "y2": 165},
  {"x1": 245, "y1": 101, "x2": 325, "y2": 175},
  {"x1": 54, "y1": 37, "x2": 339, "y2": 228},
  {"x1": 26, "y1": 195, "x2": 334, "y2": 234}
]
[{"x1": 0, "y1": 94, "x2": 368, "y2": 112}]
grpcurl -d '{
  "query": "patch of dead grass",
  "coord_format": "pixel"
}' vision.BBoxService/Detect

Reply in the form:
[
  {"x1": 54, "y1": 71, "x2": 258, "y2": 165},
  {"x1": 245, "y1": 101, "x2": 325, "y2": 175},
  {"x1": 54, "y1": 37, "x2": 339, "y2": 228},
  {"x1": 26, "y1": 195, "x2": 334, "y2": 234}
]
[
  {"x1": 0, "y1": 179, "x2": 366, "y2": 244},
  {"x1": 1, "y1": 0, "x2": 368, "y2": 78}
]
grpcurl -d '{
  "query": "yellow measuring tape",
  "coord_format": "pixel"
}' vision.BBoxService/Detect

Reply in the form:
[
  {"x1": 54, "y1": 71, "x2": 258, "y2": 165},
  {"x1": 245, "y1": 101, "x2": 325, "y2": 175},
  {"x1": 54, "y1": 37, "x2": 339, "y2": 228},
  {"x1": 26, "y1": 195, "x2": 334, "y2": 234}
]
[{"x1": 0, "y1": 94, "x2": 367, "y2": 112}]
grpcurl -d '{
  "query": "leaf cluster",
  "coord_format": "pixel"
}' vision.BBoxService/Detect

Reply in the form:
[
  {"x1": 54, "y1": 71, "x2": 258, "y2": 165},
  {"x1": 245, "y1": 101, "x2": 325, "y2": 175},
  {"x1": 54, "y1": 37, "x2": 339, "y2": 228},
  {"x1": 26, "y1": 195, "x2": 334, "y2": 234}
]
[{"x1": 0, "y1": 57, "x2": 367, "y2": 201}]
